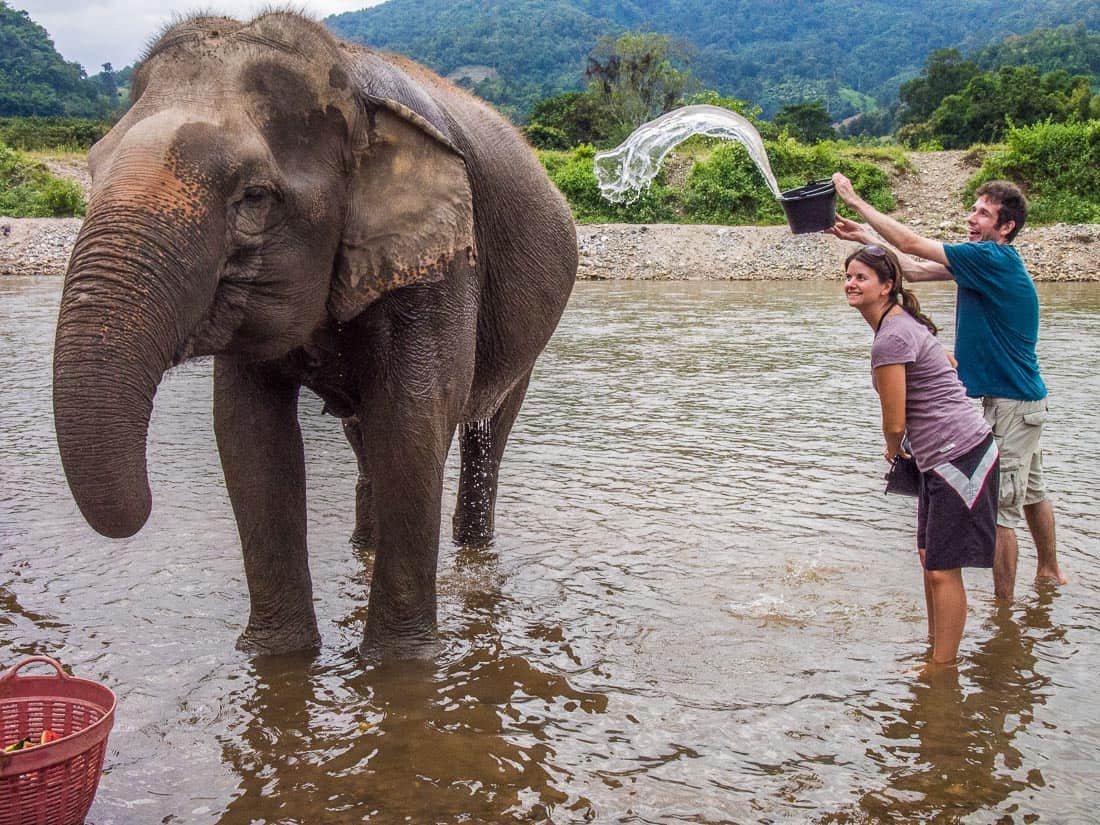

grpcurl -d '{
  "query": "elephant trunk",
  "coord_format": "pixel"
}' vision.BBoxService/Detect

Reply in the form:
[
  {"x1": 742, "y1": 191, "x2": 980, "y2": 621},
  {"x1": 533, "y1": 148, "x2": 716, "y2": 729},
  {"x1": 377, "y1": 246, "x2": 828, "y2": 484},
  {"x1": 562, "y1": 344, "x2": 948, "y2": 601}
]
[{"x1": 54, "y1": 187, "x2": 216, "y2": 538}]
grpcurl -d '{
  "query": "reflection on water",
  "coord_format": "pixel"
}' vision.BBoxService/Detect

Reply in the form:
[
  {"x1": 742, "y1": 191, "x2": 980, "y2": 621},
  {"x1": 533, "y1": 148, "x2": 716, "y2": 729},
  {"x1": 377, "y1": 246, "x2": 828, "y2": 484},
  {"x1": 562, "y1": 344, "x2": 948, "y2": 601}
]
[
  {"x1": 824, "y1": 595, "x2": 1057, "y2": 824},
  {"x1": 2, "y1": 278, "x2": 1098, "y2": 824}
]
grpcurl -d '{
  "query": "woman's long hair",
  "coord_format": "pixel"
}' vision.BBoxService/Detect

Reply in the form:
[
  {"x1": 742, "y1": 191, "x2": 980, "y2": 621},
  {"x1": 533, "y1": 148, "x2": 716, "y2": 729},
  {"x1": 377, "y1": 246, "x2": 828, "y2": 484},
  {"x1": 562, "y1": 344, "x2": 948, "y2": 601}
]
[{"x1": 845, "y1": 245, "x2": 938, "y2": 335}]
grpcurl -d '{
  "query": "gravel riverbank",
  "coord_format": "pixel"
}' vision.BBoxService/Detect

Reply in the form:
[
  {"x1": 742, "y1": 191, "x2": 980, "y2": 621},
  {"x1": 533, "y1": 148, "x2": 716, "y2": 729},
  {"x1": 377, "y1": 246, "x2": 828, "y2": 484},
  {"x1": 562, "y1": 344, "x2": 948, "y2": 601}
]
[
  {"x1": 2, "y1": 151, "x2": 1099, "y2": 280},
  {"x1": 575, "y1": 221, "x2": 1100, "y2": 281}
]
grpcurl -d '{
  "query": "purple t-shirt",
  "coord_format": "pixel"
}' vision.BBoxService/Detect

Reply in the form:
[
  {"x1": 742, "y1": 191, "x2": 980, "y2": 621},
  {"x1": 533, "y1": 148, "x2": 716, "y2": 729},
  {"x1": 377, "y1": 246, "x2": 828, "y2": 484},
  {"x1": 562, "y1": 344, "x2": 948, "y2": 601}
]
[{"x1": 871, "y1": 311, "x2": 990, "y2": 471}]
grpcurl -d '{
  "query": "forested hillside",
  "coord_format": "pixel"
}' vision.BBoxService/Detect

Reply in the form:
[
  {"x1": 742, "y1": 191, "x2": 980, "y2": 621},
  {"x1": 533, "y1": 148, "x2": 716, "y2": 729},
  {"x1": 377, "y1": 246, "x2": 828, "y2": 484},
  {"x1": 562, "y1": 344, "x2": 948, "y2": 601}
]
[
  {"x1": 0, "y1": 1, "x2": 123, "y2": 117},
  {"x1": 327, "y1": 0, "x2": 1100, "y2": 118}
]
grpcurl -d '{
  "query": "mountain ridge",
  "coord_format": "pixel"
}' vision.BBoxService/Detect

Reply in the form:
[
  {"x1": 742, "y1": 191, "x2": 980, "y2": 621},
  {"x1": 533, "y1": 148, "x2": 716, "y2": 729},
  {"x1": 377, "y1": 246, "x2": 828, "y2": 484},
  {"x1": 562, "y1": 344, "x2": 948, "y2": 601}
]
[{"x1": 326, "y1": 0, "x2": 1100, "y2": 117}]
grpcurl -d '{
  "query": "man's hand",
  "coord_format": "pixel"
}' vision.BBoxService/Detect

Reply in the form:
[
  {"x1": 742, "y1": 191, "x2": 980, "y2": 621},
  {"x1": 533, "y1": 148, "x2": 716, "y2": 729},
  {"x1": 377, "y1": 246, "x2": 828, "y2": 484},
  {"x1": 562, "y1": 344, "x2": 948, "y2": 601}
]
[
  {"x1": 830, "y1": 171, "x2": 950, "y2": 267},
  {"x1": 832, "y1": 172, "x2": 861, "y2": 209},
  {"x1": 827, "y1": 215, "x2": 874, "y2": 244}
]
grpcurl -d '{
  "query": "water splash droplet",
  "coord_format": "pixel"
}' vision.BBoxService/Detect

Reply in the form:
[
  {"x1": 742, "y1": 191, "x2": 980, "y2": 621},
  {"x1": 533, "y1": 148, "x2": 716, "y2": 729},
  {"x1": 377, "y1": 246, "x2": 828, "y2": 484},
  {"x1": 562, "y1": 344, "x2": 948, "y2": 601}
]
[{"x1": 594, "y1": 104, "x2": 782, "y2": 204}]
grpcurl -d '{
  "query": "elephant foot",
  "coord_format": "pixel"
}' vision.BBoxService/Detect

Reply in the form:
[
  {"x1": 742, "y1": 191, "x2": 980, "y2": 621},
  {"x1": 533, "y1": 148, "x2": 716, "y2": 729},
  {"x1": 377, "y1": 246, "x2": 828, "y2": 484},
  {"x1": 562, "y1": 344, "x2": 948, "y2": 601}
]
[
  {"x1": 349, "y1": 524, "x2": 376, "y2": 551},
  {"x1": 357, "y1": 633, "x2": 442, "y2": 662},
  {"x1": 452, "y1": 511, "x2": 494, "y2": 549},
  {"x1": 236, "y1": 624, "x2": 322, "y2": 656},
  {"x1": 359, "y1": 611, "x2": 440, "y2": 661}
]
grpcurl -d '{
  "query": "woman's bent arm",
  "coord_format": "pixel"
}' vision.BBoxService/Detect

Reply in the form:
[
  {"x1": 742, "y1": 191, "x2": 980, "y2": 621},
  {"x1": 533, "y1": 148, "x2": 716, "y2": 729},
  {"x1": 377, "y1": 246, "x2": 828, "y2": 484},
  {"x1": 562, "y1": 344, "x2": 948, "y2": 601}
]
[{"x1": 875, "y1": 363, "x2": 908, "y2": 461}]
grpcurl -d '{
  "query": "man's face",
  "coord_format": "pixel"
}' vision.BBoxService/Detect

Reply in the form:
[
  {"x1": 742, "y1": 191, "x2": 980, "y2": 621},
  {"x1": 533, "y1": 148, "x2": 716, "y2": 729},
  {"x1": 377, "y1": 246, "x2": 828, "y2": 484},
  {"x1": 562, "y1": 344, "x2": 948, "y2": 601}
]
[{"x1": 966, "y1": 195, "x2": 1014, "y2": 243}]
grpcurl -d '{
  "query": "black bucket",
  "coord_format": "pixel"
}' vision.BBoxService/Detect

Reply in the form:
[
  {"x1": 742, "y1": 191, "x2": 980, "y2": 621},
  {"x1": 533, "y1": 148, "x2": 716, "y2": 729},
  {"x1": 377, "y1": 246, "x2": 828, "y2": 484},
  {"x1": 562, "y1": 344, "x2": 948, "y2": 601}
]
[{"x1": 778, "y1": 179, "x2": 836, "y2": 234}]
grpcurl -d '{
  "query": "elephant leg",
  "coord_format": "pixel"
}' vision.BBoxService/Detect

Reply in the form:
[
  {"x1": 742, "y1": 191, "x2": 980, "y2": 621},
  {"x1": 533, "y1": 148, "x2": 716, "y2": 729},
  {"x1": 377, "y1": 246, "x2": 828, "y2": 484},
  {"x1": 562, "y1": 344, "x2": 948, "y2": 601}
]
[
  {"x1": 214, "y1": 356, "x2": 321, "y2": 654},
  {"x1": 358, "y1": 408, "x2": 456, "y2": 655},
  {"x1": 342, "y1": 416, "x2": 376, "y2": 550},
  {"x1": 452, "y1": 373, "x2": 531, "y2": 547}
]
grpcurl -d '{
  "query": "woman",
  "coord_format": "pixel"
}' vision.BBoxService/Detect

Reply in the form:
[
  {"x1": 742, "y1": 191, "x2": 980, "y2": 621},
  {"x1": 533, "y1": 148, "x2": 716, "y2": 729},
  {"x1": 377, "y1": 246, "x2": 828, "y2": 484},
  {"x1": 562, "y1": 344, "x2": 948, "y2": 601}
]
[{"x1": 844, "y1": 244, "x2": 999, "y2": 667}]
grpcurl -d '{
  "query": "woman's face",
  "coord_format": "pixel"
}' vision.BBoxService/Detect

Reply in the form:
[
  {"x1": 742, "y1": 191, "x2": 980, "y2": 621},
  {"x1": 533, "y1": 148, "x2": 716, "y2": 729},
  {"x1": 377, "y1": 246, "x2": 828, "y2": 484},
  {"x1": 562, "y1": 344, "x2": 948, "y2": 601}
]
[{"x1": 844, "y1": 259, "x2": 892, "y2": 310}]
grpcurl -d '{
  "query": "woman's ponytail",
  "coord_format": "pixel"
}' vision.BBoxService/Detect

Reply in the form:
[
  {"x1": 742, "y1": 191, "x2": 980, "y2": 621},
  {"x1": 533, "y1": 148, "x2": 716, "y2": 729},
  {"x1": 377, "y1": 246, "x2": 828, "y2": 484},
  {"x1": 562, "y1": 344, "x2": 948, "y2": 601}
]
[{"x1": 898, "y1": 285, "x2": 938, "y2": 336}]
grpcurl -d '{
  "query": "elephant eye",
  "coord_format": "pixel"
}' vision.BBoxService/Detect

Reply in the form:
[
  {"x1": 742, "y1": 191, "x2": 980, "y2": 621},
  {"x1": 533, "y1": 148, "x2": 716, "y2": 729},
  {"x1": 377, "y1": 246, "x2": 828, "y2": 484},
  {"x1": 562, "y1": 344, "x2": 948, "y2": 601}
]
[{"x1": 231, "y1": 185, "x2": 281, "y2": 237}]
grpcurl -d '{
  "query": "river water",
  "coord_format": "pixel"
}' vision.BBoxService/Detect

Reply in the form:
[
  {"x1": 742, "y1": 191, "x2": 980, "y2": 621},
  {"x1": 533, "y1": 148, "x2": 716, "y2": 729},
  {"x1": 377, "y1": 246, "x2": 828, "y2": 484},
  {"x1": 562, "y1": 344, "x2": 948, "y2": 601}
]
[{"x1": 2, "y1": 277, "x2": 1098, "y2": 824}]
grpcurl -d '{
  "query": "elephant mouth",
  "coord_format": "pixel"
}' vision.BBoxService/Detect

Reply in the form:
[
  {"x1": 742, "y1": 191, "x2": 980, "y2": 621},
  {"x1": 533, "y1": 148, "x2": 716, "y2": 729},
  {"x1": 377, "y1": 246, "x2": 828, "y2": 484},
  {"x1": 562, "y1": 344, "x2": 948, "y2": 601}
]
[{"x1": 172, "y1": 276, "x2": 254, "y2": 363}]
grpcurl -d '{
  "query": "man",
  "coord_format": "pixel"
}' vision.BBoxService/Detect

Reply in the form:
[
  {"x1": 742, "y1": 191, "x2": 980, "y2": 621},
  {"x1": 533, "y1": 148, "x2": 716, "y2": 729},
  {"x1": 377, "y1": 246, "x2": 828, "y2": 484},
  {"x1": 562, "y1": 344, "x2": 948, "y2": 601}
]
[{"x1": 829, "y1": 173, "x2": 1066, "y2": 601}]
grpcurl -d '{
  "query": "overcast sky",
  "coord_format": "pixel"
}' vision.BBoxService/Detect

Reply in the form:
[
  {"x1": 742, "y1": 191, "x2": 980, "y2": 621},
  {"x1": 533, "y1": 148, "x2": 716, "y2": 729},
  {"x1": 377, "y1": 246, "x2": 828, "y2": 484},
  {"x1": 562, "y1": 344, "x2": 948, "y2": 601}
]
[{"x1": 16, "y1": 0, "x2": 385, "y2": 73}]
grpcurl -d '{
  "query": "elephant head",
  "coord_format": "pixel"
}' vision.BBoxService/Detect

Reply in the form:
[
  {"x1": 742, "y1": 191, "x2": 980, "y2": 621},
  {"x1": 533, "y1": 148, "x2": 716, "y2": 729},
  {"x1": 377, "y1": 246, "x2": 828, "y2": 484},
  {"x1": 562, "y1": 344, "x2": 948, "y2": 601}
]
[{"x1": 53, "y1": 13, "x2": 476, "y2": 538}]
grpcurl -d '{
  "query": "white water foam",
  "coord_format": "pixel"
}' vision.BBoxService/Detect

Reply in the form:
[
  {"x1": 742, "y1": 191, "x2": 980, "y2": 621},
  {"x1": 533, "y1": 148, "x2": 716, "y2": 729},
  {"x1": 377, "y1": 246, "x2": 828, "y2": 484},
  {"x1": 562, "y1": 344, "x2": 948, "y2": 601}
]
[{"x1": 594, "y1": 104, "x2": 782, "y2": 204}]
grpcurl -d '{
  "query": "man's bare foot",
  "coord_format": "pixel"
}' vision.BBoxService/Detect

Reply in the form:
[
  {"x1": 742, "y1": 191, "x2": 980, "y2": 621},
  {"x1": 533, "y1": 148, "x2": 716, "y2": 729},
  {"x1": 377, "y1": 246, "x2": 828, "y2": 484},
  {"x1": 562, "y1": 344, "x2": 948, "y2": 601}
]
[{"x1": 1036, "y1": 567, "x2": 1067, "y2": 586}]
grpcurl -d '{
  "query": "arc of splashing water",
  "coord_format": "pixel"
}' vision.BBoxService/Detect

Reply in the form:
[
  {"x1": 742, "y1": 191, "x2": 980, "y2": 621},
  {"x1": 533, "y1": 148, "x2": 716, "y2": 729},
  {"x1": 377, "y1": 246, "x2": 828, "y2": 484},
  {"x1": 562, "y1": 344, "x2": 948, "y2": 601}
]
[{"x1": 593, "y1": 104, "x2": 783, "y2": 205}]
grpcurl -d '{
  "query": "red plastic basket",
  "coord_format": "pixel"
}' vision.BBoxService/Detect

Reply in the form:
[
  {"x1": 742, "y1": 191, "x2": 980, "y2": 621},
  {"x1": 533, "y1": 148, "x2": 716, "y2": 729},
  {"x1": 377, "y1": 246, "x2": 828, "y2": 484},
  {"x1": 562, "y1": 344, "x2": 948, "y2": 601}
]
[{"x1": 0, "y1": 656, "x2": 116, "y2": 825}]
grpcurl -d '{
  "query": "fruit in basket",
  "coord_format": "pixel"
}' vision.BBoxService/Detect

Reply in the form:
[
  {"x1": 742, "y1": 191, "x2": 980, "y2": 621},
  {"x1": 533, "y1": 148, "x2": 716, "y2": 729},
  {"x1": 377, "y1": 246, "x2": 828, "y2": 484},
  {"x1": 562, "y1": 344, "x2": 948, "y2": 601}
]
[{"x1": 3, "y1": 730, "x2": 59, "y2": 752}]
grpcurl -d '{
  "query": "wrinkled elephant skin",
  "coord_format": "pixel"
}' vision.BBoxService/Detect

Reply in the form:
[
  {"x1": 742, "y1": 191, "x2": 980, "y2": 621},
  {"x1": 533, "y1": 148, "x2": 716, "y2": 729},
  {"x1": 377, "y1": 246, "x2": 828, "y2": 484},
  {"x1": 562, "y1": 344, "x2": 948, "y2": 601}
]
[{"x1": 52, "y1": 13, "x2": 577, "y2": 656}]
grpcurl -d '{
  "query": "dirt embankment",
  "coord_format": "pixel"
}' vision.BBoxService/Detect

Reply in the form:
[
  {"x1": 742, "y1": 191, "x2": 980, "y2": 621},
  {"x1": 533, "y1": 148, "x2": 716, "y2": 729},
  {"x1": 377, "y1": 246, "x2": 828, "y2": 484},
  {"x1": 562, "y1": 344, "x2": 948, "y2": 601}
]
[{"x1": 3, "y1": 151, "x2": 1099, "y2": 280}]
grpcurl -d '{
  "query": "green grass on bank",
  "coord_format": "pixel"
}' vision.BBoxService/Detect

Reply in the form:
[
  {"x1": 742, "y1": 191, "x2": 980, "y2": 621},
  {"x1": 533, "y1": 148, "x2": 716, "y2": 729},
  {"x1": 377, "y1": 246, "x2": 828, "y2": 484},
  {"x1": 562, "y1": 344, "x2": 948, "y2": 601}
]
[
  {"x1": 0, "y1": 142, "x2": 86, "y2": 217},
  {"x1": 0, "y1": 117, "x2": 111, "y2": 152}
]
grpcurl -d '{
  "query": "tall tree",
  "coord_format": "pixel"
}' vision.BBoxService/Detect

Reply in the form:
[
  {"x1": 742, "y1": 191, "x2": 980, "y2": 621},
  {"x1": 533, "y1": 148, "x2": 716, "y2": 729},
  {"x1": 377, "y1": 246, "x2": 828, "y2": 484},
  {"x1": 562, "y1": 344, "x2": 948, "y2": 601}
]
[
  {"x1": 773, "y1": 100, "x2": 835, "y2": 144},
  {"x1": 897, "y1": 49, "x2": 979, "y2": 126},
  {"x1": 584, "y1": 32, "x2": 696, "y2": 144}
]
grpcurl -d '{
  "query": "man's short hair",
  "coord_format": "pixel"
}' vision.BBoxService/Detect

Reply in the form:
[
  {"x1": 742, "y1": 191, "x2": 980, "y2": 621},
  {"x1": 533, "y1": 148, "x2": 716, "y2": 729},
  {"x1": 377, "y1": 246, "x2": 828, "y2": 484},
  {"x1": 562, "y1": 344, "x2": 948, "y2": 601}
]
[{"x1": 975, "y1": 180, "x2": 1028, "y2": 242}]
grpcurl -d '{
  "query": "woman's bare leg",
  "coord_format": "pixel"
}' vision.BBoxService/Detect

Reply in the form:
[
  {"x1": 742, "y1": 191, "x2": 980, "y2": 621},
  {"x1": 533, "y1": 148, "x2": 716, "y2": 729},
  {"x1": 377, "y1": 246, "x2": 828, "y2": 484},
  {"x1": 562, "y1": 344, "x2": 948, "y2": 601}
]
[
  {"x1": 925, "y1": 568, "x2": 967, "y2": 664},
  {"x1": 919, "y1": 548, "x2": 935, "y2": 640}
]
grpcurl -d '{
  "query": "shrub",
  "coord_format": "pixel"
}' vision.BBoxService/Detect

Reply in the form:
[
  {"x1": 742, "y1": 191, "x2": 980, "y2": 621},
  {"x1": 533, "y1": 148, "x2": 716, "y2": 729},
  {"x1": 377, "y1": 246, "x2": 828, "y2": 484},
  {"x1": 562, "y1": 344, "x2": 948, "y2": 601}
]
[
  {"x1": 0, "y1": 142, "x2": 86, "y2": 217},
  {"x1": 525, "y1": 123, "x2": 571, "y2": 150},
  {"x1": 539, "y1": 144, "x2": 680, "y2": 223},
  {"x1": 681, "y1": 136, "x2": 895, "y2": 225},
  {"x1": 964, "y1": 119, "x2": 1100, "y2": 224}
]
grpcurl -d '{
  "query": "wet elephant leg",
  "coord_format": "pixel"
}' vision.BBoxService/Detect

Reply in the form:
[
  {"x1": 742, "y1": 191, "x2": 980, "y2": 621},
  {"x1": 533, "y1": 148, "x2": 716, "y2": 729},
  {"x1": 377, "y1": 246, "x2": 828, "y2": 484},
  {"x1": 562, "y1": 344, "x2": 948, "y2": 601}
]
[
  {"x1": 214, "y1": 357, "x2": 321, "y2": 654},
  {"x1": 342, "y1": 417, "x2": 376, "y2": 549},
  {"x1": 358, "y1": 407, "x2": 456, "y2": 655},
  {"x1": 452, "y1": 373, "x2": 531, "y2": 547}
]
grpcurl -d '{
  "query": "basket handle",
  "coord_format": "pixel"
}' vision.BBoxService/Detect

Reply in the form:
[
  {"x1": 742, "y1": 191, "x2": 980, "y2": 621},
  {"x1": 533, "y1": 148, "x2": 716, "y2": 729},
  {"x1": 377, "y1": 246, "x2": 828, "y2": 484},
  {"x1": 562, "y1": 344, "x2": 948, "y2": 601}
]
[{"x1": 0, "y1": 655, "x2": 70, "y2": 684}]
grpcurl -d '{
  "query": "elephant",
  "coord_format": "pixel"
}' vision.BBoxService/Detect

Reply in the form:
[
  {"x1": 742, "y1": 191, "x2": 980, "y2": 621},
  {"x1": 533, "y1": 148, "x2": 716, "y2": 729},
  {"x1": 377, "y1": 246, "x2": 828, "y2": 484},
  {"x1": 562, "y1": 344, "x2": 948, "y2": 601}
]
[{"x1": 52, "y1": 12, "x2": 577, "y2": 656}]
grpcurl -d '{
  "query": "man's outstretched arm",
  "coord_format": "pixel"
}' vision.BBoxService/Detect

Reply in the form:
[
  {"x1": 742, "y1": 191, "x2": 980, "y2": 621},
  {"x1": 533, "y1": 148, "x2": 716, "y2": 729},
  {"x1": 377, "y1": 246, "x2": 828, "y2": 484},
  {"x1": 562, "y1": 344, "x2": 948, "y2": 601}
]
[
  {"x1": 831, "y1": 173, "x2": 951, "y2": 270},
  {"x1": 828, "y1": 216, "x2": 953, "y2": 282}
]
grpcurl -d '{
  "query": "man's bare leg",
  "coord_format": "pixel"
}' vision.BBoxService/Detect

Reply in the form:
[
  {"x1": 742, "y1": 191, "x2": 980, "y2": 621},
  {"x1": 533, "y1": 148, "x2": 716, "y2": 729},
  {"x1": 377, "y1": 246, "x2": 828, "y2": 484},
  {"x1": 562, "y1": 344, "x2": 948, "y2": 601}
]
[
  {"x1": 1024, "y1": 499, "x2": 1066, "y2": 585},
  {"x1": 994, "y1": 526, "x2": 1018, "y2": 601}
]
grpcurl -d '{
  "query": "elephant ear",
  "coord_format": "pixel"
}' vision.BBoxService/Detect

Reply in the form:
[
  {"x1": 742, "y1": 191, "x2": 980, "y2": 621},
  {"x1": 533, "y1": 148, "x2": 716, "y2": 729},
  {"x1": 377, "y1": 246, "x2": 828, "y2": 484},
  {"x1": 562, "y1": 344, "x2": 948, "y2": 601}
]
[{"x1": 329, "y1": 95, "x2": 476, "y2": 322}]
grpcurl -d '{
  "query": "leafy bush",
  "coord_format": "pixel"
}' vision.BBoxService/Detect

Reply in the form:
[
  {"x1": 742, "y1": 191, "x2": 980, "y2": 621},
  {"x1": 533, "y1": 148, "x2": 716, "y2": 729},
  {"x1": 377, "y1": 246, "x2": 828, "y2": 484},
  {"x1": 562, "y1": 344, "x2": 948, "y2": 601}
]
[
  {"x1": 0, "y1": 142, "x2": 86, "y2": 217},
  {"x1": 539, "y1": 138, "x2": 897, "y2": 225},
  {"x1": 524, "y1": 123, "x2": 571, "y2": 150},
  {"x1": 964, "y1": 119, "x2": 1100, "y2": 224},
  {"x1": 539, "y1": 144, "x2": 680, "y2": 223},
  {"x1": 682, "y1": 136, "x2": 895, "y2": 225}
]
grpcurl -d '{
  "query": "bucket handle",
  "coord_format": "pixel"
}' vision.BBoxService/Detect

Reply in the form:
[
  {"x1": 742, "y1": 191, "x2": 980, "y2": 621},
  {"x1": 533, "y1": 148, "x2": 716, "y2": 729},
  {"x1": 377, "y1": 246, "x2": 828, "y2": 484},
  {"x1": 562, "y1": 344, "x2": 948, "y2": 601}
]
[{"x1": 0, "y1": 655, "x2": 70, "y2": 684}]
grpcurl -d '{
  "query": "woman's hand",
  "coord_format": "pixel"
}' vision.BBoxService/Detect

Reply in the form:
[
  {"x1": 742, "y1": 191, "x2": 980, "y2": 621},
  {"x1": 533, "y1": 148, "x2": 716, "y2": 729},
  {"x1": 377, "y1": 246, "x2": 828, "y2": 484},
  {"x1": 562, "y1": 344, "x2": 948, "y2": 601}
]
[
  {"x1": 827, "y1": 215, "x2": 874, "y2": 243},
  {"x1": 885, "y1": 442, "x2": 911, "y2": 463}
]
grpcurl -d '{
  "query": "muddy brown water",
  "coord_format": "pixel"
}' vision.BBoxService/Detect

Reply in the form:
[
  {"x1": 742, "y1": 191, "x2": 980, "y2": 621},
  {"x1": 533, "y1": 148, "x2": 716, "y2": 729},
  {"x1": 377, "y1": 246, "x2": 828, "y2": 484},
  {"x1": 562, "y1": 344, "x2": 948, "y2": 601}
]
[{"x1": 2, "y1": 277, "x2": 1098, "y2": 824}]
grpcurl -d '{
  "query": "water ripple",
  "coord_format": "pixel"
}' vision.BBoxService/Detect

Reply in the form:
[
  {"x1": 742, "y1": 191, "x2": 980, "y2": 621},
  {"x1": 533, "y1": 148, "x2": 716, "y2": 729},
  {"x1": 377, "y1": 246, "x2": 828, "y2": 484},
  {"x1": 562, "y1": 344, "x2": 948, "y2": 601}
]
[{"x1": 2, "y1": 278, "x2": 1097, "y2": 824}]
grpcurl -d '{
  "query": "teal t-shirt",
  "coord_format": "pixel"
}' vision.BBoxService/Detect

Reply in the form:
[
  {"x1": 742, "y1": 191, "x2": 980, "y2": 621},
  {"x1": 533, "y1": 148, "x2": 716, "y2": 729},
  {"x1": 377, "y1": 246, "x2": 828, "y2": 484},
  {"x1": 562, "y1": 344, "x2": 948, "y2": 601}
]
[{"x1": 943, "y1": 241, "x2": 1046, "y2": 401}]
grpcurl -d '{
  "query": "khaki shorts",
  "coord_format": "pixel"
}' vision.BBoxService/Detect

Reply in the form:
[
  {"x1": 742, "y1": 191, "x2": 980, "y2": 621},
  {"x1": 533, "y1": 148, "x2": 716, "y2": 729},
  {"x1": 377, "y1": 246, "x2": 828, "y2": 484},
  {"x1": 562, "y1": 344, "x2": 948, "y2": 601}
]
[{"x1": 982, "y1": 396, "x2": 1048, "y2": 529}]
